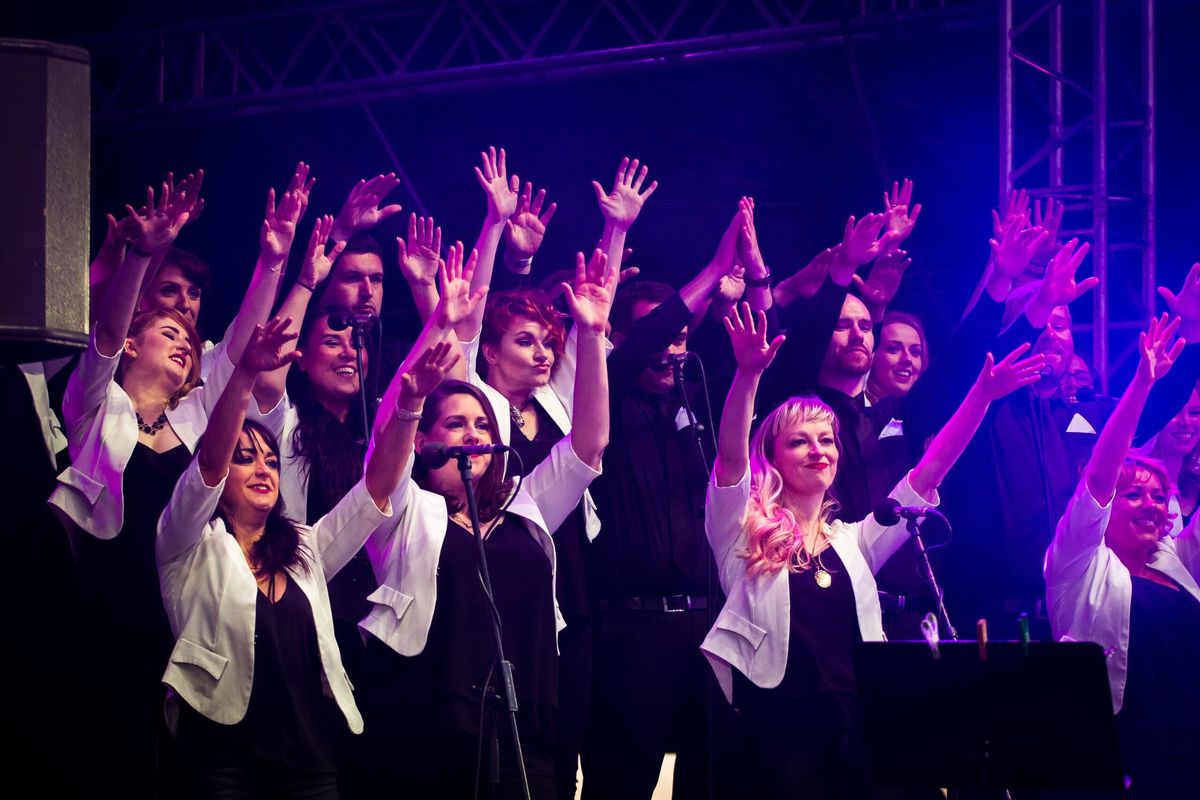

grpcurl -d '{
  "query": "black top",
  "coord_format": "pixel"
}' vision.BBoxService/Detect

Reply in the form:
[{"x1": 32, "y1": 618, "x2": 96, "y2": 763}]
[
  {"x1": 373, "y1": 516, "x2": 559, "y2": 741},
  {"x1": 180, "y1": 580, "x2": 339, "y2": 771},
  {"x1": 591, "y1": 294, "x2": 715, "y2": 598},
  {"x1": 734, "y1": 548, "x2": 862, "y2": 737},
  {"x1": 1118, "y1": 576, "x2": 1200, "y2": 774},
  {"x1": 507, "y1": 400, "x2": 592, "y2": 617},
  {"x1": 76, "y1": 442, "x2": 190, "y2": 662},
  {"x1": 307, "y1": 458, "x2": 378, "y2": 628}
]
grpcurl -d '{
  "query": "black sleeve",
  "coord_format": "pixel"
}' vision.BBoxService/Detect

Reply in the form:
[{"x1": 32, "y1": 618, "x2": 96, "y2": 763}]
[
  {"x1": 899, "y1": 292, "x2": 1007, "y2": 450},
  {"x1": 609, "y1": 293, "x2": 692, "y2": 399},
  {"x1": 758, "y1": 277, "x2": 850, "y2": 410},
  {"x1": 1135, "y1": 345, "x2": 1200, "y2": 445}
]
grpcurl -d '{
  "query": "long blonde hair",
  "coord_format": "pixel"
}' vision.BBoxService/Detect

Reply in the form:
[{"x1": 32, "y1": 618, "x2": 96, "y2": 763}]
[{"x1": 740, "y1": 396, "x2": 841, "y2": 578}]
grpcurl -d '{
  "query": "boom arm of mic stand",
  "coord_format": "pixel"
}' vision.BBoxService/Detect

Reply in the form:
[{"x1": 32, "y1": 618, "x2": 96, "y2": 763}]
[
  {"x1": 455, "y1": 454, "x2": 532, "y2": 800},
  {"x1": 907, "y1": 517, "x2": 958, "y2": 641}
]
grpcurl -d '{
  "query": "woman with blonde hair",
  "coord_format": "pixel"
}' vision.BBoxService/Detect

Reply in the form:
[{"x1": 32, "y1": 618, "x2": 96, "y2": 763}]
[{"x1": 702, "y1": 303, "x2": 1045, "y2": 798}]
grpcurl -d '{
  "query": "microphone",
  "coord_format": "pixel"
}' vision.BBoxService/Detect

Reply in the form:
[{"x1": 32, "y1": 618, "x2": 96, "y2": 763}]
[
  {"x1": 327, "y1": 308, "x2": 377, "y2": 332},
  {"x1": 1074, "y1": 386, "x2": 1096, "y2": 403},
  {"x1": 872, "y1": 497, "x2": 947, "y2": 527},
  {"x1": 417, "y1": 442, "x2": 510, "y2": 469}
]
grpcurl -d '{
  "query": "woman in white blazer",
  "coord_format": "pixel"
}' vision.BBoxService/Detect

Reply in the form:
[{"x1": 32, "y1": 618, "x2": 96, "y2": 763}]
[
  {"x1": 701, "y1": 305, "x2": 1045, "y2": 799},
  {"x1": 1045, "y1": 314, "x2": 1199, "y2": 797},
  {"x1": 355, "y1": 248, "x2": 614, "y2": 799},
  {"x1": 157, "y1": 312, "x2": 460, "y2": 798}
]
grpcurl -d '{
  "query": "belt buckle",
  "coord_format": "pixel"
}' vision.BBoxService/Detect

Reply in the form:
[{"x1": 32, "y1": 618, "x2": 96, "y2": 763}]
[{"x1": 661, "y1": 595, "x2": 687, "y2": 613}]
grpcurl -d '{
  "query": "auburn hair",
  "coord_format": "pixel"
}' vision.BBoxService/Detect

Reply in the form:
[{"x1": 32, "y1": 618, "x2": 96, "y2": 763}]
[
  {"x1": 740, "y1": 396, "x2": 842, "y2": 578},
  {"x1": 118, "y1": 308, "x2": 203, "y2": 408},
  {"x1": 481, "y1": 289, "x2": 566, "y2": 370}
]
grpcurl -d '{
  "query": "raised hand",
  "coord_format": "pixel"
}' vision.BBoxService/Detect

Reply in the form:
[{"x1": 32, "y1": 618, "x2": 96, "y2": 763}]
[
  {"x1": 974, "y1": 342, "x2": 1047, "y2": 401},
  {"x1": 724, "y1": 302, "x2": 785, "y2": 376},
  {"x1": 300, "y1": 215, "x2": 345, "y2": 288},
  {"x1": 715, "y1": 267, "x2": 747, "y2": 307},
  {"x1": 399, "y1": 340, "x2": 461, "y2": 401},
  {"x1": 504, "y1": 181, "x2": 557, "y2": 259},
  {"x1": 1157, "y1": 262, "x2": 1200, "y2": 338},
  {"x1": 239, "y1": 316, "x2": 302, "y2": 374},
  {"x1": 736, "y1": 197, "x2": 768, "y2": 279},
  {"x1": 474, "y1": 146, "x2": 520, "y2": 224},
  {"x1": 398, "y1": 213, "x2": 442, "y2": 287},
  {"x1": 592, "y1": 156, "x2": 659, "y2": 232},
  {"x1": 1136, "y1": 314, "x2": 1187, "y2": 384},
  {"x1": 882, "y1": 179, "x2": 922, "y2": 247},
  {"x1": 988, "y1": 213, "x2": 1050, "y2": 283},
  {"x1": 259, "y1": 188, "x2": 304, "y2": 262},
  {"x1": 774, "y1": 247, "x2": 835, "y2": 306},
  {"x1": 991, "y1": 188, "x2": 1030, "y2": 240},
  {"x1": 331, "y1": 173, "x2": 403, "y2": 241},
  {"x1": 166, "y1": 169, "x2": 205, "y2": 227},
  {"x1": 562, "y1": 248, "x2": 615, "y2": 333},
  {"x1": 1031, "y1": 196, "x2": 1064, "y2": 263},
  {"x1": 1026, "y1": 238, "x2": 1097, "y2": 327},
  {"x1": 285, "y1": 161, "x2": 316, "y2": 220},
  {"x1": 435, "y1": 241, "x2": 487, "y2": 327},
  {"x1": 852, "y1": 247, "x2": 912, "y2": 320},
  {"x1": 835, "y1": 213, "x2": 900, "y2": 279},
  {"x1": 124, "y1": 184, "x2": 191, "y2": 256}
]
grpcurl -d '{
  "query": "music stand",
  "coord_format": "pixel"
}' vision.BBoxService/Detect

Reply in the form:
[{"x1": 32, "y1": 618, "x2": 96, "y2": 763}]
[{"x1": 854, "y1": 641, "x2": 1123, "y2": 792}]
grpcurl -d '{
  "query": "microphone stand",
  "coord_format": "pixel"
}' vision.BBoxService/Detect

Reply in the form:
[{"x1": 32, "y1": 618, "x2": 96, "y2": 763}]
[
  {"x1": 907, "y1": 516, "x2": 958, "y2": 640},
  {"x1": 350, "y1": 320, "x2": 371, "y2": 447},
  {"x1": 454, "y1": 452, "x2": 531, "y2": 800}
]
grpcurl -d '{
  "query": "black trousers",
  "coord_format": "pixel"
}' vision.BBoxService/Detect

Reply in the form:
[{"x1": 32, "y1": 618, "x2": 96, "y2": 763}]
[
  {"x1": 553, "y1": 616, "x2": 594, "y2": 800},
  {"x1": 185, "y1": 763, "x2": 339, "y2": 800},
  {"x1": 581, "y1": 607, "x2": 727, "y2": 800}
]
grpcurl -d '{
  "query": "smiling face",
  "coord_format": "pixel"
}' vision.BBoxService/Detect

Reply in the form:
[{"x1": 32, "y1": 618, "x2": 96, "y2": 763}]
[
  {"x1": 772, "y1": 418, "x2": 840, "y2": 499},
  {"x1": 220, "y1": 426, "x2": 281, "y2": 520},
  {"x1": 823, "y1": 295, "x2": 874, "y2": 378},
  {"x1": 297, "y1": 314, "x2": 366, "y2": 410},
  {"x1": 416, "y1": 391, "x2": 495, "y2": 494},
  {"x1": 123, "y1": 314, "x2": 194, "y2": 393},
  {"x1": 1159, "y1": 389, "x2": 1200, "y2": 458},
  {"x1": 870, "y1": 321, "x2": 924, "y2": 398},
  {"x1": 1105, "y1": 463, "x2": 1171, "y2": 559},
  {"x1": 140, "y1": 263, "x2": 203, "y2": 327},
  {"x1": 483, "y1": 318, "x2": 557, "y2": 394}
]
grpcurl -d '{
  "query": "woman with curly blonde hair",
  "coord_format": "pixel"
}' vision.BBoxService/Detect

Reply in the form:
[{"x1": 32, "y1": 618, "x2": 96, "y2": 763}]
[{"x1": 701, "y1": 304, "x2": 1046, "y2": 798}]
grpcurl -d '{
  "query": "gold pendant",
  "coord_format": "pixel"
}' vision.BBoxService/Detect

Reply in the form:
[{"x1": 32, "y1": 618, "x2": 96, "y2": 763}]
[{"x1": 814, "y1": 569, "x2": 832, "y2": 589}]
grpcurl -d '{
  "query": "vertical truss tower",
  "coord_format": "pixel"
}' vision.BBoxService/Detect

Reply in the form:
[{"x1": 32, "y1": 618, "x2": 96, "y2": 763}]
[{"x1": 1001, "y1": 0, "x2": 1156, "y2": 393}]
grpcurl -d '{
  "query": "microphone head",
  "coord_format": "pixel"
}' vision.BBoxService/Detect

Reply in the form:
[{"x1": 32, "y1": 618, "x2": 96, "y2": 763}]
[
  {"x1": 416, "y1": 442, "x2": 451, "y2": 469},
  {"x1": 872, "y1": 497, "x2": 902, "y2": 526},
  {"x1": 326, "y1": 309, "x2": 354, "y2": 332},
  {"x1": 1074, "y1": 386, "x2": 1096, "y2": 403}
]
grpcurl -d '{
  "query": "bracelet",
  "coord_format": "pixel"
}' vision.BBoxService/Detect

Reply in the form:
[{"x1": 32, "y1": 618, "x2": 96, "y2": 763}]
[
  {"x1": 295, "y1": 278, "x2": 317, "y2": 293},
  {"x1": 394, "y1": 407, "x2": 422, "y2": 422},
  {"x1": 745, "y1": 268, "x2": 772, "y2": 288}
]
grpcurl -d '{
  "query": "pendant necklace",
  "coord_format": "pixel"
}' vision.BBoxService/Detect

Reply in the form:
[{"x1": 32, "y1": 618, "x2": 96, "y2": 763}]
[
  {"x1": 510, "y1": 403, "x2": 526, "y2": 429},
  {"x1": 811, "y1": 529, "x2": 832, "y2": 589}
]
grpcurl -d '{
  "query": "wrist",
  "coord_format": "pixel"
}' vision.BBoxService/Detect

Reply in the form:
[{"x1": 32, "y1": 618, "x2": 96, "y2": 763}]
[
  {"x1": 330, "y1": 224, "x2": 352, "y2": 243},
  {"x1": 129, "y1": 241, "x2": 157, "y2": 259},
  {"x1": 394, "y1": 396, "x2": 424, "y2": 419},
  {"x1": 744, "y1": 268, "x2": 771, "y2": 288},
  {"x1": 295, "y1": 276, "x2": 318, "y2": 293}
]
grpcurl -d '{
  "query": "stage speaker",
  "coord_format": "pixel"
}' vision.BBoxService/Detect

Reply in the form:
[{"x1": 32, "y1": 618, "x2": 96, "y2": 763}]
[{"x1": 0, "y1": 38, "x2": 90, "y2": 364}]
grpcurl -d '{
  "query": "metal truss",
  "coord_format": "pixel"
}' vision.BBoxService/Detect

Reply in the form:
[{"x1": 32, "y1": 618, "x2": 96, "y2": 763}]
[
  {"x1": 1000, "y1": 0, "x2": 1156, "y2": 393},
  {"x1": 90, "y1": 0, "x2": 993, "y2": 127}
]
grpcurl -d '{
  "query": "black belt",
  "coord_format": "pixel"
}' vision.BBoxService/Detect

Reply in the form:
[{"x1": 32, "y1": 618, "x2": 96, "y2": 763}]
[{"x1": 620, "y1": 594, "x2": 708, "y2": 613}]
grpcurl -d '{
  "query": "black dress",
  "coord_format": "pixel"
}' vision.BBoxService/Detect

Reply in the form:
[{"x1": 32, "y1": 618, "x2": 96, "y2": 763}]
[
  {"x1": 1117, "y1": 575, "x2": 1200, "y2": 798},
  {"x1": 508, "y1": 402, "x2": 593, "y2": 800},
  {"x1": 75, "y1": 442, "x2": 191, "y2": 798},
  {"x1": 361, "y1": 515, "x2": 559, "y2": 798},
  {"x1": 179, "y1": 580, "x2": 340, "y2": 783},
  {"x1": 733, "y1": 549, "x2": 876, "y2": 800}
]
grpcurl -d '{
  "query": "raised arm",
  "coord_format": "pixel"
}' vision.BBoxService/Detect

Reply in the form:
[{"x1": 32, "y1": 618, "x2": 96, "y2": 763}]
[
  {"x1": 95, "y1": 185, "x2": 191, "y2": 357},
  {"x1": 593, "y1": 156, "x2": 658, "y2": 278},
  {"x1": 459, "y1": 146, "x2": 519, "y2": 342},
  {"x1": 560, "y1": 249, "x2": 615, "y2": 469},
  {"x1": 714, "y1": 304, "x2": 786, "y2": 487},
  {"x1": 221, "y1": 166, "x2": 313, "y2": 367},
  {"x1": 1084, "y1": 315, "x2": 1186, "y2": 503},
  {"x1": 736, "y1": 196, "x2": 772, "y2": 312},
  {"x1": 329, "y1": 173, "x2": 403, "y2": 244},
  {"x1": 397, "y1": 213, "x2": 442, "y2": 323},
  {"x1": 252, "y1": 214, "x2": 346, "y2": 410},
  {"x1": 907, "y1": 343, "x2": 1047, "y2": 501},
  {"x1": 502, "y1": 181, "x2": 557, "y2": 279}
]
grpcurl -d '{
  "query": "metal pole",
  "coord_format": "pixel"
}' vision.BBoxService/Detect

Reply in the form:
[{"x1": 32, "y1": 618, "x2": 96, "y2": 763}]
[
  {"x1": 1049, "y1": 1, "x2": 1064, "y2": 188},
  {"x1": 1093, "y1": 0, "x2": 1110, "y2": 394},
  {"x1": 1143, "y1": 0, "x2": 1157, "y2": 315},
  {"x1": 1000, "y1": 0, "x2": 1015, "y2": 208}
]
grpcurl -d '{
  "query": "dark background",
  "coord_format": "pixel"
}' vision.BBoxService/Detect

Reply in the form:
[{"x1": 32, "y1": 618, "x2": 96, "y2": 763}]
[{"x1": 9, "y1": 1, "x2": 1199, "y2": 382}]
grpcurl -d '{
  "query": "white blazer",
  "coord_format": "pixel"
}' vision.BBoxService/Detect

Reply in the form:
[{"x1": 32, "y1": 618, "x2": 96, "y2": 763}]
[
  {"x1": 357, "y1": 435, "x2": 601, "y2": 657},
  {"x1": 1044, "y1": 482, "x2": 1200, "y2": 712},
  {"x1": 700, "y1": 469, "x2": 938, "y2": 703},
  {"x1": 156, "y1": 458, "x2": 394, "y2": 733},
  {"x1": 461, "y1": 328, "x2": 604, "y2": 541}
]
